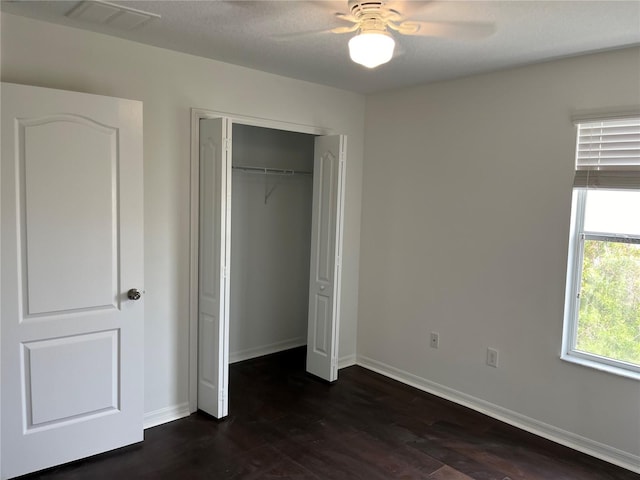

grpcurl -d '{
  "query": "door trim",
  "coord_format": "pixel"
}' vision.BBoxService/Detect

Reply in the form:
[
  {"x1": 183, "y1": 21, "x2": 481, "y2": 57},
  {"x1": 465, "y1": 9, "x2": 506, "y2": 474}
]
[{"x1": 188, "y1": 108, "x2": 332, "y2": 412}]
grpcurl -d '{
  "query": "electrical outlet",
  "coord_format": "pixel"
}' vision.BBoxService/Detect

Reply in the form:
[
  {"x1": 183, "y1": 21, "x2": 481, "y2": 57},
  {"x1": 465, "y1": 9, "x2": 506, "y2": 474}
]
[
  {"x1": 487, "y1": 348, "x2": 499, "y2": 368},
  {"x1": 430, "y1": 332, "x2": 440, "y2": 349}
]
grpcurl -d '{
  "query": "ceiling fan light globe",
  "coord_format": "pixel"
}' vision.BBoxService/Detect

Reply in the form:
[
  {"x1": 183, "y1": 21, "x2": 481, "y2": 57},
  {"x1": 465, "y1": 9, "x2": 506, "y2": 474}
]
[{"x1": 348, "y1": 32, "x2": 395, "y2": 68}]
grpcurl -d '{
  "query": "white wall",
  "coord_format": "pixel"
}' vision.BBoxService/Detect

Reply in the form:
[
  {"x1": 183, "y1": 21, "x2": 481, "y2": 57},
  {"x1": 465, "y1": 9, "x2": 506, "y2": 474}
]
[
  {"x1": 0, "y1": 13, "x2": 365, "y2": 419},
  {"x1": 229, "y1": 125, "x2": 314, "y2": 362},
  {"x1": 359, "y1": 47, "x2": 640, "y2": 468}
]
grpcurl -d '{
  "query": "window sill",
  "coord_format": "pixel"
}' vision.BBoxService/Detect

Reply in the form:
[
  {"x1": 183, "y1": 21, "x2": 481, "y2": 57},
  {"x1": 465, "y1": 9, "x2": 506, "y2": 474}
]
[{"x1": 561, "y1": 353, "x2": 640, "y2": 381}]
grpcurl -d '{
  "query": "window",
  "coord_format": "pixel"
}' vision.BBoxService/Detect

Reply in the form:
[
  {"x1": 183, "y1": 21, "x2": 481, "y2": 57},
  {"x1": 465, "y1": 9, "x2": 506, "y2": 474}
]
[{"x1": 562, "y1": 116, "x2": 640, "y2": 379}]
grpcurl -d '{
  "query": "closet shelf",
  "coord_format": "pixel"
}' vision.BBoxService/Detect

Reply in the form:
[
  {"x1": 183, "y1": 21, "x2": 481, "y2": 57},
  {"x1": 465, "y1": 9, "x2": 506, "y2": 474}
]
[{"x1": 232, "y1": 165, "x2": 312, "y2": 176}]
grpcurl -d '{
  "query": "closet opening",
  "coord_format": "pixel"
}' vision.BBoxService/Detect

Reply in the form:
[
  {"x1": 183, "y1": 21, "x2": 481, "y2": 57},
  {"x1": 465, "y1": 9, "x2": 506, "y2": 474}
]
[
  {"x1": 193, "y1": 112, "x2": 346, "y2": 419},
  {"x1": 229, "y1": 124, "x2": 315, "y2": 368}
]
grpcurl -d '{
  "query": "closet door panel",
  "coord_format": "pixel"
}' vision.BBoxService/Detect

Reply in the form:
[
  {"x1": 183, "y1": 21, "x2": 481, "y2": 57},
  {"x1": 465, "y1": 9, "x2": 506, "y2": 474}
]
[
  {"x1": 306, "y1": 135, "x2": 346, "y2": 382},
  {"x1": 198, "y1": 117, "x2": 231, "y2": 418}
]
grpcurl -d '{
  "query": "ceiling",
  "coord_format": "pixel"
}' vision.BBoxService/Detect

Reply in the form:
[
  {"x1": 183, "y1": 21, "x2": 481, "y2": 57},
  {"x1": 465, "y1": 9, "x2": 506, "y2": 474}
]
[{"x1": 2, "y1": 0, "x2": 639, "y2": 94}]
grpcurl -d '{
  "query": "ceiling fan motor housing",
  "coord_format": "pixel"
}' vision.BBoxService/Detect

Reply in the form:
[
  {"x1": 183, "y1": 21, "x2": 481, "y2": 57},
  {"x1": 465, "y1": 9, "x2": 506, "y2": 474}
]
[
  {"x1": 348, "y1": 0, "x2": 385, "y2": 15},
  {"x1": 348, "y1": 0, "x2": 396, "y2": 33}
]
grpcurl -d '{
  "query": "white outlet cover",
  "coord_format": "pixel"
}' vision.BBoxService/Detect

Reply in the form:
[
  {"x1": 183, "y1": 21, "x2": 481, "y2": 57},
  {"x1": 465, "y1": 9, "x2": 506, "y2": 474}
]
[{"x1": 487, "y1": 348, "x2": 499, "y2": 367}]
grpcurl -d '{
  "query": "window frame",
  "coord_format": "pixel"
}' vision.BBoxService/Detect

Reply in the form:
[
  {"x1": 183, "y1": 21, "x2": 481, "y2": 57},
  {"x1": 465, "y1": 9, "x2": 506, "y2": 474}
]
[{"x1": 561, "y1": 188, "x2": 640, "y2": 380}]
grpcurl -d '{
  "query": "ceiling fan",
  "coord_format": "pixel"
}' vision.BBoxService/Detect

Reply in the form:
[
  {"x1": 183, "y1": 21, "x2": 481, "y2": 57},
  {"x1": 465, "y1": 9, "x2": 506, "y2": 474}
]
[{"x1": 321, "y1": 1, "x2": 495, "y2": 68}]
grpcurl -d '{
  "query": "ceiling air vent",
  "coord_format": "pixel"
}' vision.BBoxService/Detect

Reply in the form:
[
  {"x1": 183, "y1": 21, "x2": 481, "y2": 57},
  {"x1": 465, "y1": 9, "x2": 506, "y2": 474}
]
[{"x1": 66, "y1": 0, "x2": 160, "y2": 30}]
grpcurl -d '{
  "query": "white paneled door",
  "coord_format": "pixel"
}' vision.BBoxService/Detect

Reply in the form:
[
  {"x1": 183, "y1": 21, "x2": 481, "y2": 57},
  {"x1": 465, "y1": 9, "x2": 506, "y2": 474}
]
[
  {"x1": 1, "y1": 83, "x2": 144, "y2": 479},
  {"x1": 306, "y1": 135, "x2": 346, "y2": 382},
  {"x1": 197, "y1": 117, "x2": 231, "y2": 419}
]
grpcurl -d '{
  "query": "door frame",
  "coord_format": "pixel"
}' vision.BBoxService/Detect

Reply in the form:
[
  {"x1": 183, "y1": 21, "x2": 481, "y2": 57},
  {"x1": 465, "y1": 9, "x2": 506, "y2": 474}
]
[{"x1": 188, "y1": 108, "x2": 333, "y2": 412}]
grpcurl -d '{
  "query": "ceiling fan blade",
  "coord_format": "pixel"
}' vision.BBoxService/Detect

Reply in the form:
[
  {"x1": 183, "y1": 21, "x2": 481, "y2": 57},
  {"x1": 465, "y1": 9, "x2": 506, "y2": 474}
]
[
  {"x1": 385, "y1": 0, "x2": 437, "y2": 19},
  {"x1": 272, "y1": 27, "x2": 338, "y2": 41},
  {"x1": 306, "y1": 1, "x2": 349, "y2": 13},
  {"x1": 396, "y1": 20, "x2": 496, "y2": 39},
  {"x1": 335, "y1": 12, "x2": 358, "y2": 23},
  {"x1": 331, "y1": 24, "x2": 360, "y2": 34}
]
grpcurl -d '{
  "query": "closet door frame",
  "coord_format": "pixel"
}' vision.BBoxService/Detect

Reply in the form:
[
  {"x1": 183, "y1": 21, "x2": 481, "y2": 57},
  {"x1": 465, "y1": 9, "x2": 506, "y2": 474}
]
[{"x1": 188, "y1": 108, "x2": 333, "y2": 414}]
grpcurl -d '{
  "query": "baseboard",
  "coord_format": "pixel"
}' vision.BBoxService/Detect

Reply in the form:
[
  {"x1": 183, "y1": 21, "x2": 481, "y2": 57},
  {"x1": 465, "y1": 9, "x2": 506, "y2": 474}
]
[
  {"x1": 356, "y1": 355, "x2": 640, "y2": 474},
  {"x1": 339, "y1": 354, "x2": 356, "y2": 369},
  {"x1": 143, "y1": 402, "x2": 191, "y2": 430},
  {"x1": 229, "y1": 337, "x2": 306, "y2": 364}
]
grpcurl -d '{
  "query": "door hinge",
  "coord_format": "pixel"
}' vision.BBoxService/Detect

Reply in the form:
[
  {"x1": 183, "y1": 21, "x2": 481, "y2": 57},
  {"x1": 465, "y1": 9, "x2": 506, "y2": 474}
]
[
  {"x1": 219, "y1": 388, "x2": 226, "y2": 403},
  {"x1": 223, "y1": 266, "x2": 229, "y2": 279},
  {"x1": 224, "y1": 137, "x2": 231, "y2": 153}
]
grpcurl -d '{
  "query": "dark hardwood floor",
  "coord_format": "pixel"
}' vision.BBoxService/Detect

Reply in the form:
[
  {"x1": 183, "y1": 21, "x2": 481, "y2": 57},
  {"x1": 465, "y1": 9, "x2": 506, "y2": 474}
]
[{"x1": 22, "y1": 347, "x2": 639, "y2": 479}]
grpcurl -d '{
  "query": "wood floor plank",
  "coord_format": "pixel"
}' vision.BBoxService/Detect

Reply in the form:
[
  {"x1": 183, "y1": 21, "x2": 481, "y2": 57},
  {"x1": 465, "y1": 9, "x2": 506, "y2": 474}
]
[{"x1": 428, "y1": 465, "x2": 476, "y2": 480}]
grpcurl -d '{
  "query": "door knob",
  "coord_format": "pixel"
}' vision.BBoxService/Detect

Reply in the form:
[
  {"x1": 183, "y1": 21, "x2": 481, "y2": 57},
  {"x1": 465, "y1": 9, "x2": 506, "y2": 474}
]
[{"x1": 127, "y1": 288, "x2": 142, "y2": 301}]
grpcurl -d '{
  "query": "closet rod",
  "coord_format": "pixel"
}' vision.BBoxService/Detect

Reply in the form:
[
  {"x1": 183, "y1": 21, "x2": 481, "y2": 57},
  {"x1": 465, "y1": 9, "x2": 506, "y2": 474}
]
[{"x1": 232, "y1": 165, "x2": 312, "y2": 176}]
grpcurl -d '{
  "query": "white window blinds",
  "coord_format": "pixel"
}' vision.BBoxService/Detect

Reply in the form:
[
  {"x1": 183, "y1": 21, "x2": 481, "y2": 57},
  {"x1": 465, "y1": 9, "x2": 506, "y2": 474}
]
[{"x1": 573, "y1": 116, "x2": 640, "y2": 189}]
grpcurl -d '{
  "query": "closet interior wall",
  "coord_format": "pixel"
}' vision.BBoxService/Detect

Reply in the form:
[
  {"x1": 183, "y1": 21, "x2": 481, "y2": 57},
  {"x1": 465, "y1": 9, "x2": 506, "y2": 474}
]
[{"x1": 230, "y1": 124, "x2": 315, "y2": 363}]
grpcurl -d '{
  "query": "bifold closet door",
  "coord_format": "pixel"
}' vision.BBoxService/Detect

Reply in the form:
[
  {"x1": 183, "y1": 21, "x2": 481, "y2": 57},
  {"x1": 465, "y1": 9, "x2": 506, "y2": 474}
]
[
  {"x1": 1, "y1": 83, "x2": 144, "y2": 479},
  {"x1": 306, "y1": 135, "x2": 347, "y2": 382},
  {"x1": 198, "y1": 117, "x2": 232, "y2": 418},
  {"x1": 197, "y1": 124, "x2": 346, "y2": 414}
]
